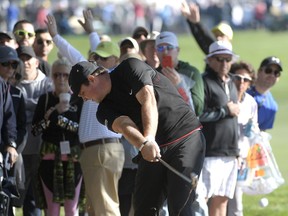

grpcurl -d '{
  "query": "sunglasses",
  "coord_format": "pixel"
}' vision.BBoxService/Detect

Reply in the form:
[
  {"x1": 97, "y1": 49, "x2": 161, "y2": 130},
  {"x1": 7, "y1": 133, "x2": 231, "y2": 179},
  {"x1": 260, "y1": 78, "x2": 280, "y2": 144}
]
[
  {"x1": 156, "y1": 45, "x2": 176, "y2": 53},
  {"x1": 264, "y1": 67, "x2": 281, "y2": 77},
  {"x1": 233, "y1": 74, "x2": 252, "y2": 83},
  {"x1": 1, "y1": 61, "x2": 19, "y2": 69},
  {"x1": 36, "y1": 39, "x2": 53, "y2": 45},
  {"x1": 213, "y1": 56, "x2": 232, "y2": 63},
  {"x1": 93, "y1": 54, "x2": 109, "y2": 61},
  {"x1": 53, "y1": 72, "x2": 69, "y2": 79},
  {"x1": 14, "y1": 30, "x2": 35, "y2": 38}
]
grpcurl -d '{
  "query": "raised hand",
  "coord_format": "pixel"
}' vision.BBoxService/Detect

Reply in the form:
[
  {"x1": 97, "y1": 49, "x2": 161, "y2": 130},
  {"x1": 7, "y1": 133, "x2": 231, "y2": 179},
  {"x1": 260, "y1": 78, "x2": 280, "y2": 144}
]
[
  {"x1": 45, "y1": 14, "x2": 58, "y2": 37},
  {"x1": 181, "y1": 1, "x2": 201, "y2": 24},
  {"x1": 78, "y1": 9, "x2": 95, "y2": 34}
]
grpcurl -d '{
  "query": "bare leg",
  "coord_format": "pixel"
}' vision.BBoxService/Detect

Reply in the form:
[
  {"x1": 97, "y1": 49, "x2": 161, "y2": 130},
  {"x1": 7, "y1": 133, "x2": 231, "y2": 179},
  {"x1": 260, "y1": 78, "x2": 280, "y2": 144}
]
[{"x1": 209, "y1": 196, "x2": 228, "y2": 216}]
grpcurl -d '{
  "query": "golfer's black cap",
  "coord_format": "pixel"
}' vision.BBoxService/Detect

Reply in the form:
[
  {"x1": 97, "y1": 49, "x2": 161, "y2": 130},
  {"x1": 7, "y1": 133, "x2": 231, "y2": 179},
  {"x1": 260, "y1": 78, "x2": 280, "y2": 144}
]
[
  {"x1": 69, "y1": 61, "x2": 99, "y2": 98},
  {"x1": 260, "y1": 56, "x2": 282, "y2": 71}
]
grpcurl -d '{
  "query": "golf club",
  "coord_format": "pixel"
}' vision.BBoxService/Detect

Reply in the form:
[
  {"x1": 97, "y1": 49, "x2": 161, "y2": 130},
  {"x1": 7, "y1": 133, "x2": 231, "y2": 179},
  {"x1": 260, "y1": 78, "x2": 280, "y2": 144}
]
[{"x1": 157, "y1": 157, "x2": 198, "y2": 188}]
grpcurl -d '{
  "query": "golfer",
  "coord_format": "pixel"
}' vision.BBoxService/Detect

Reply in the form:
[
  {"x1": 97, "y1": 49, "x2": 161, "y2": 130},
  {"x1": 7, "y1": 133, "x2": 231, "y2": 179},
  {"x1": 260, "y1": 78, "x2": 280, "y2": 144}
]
[{"x1": 69, "y1": 58, "x2": 205, "y2": 216}]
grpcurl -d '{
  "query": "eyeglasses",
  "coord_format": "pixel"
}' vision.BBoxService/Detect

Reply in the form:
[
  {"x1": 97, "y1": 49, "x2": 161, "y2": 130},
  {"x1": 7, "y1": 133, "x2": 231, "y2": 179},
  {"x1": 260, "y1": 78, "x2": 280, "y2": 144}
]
[
  {"x1": 213, "y1": 56, "x2": 232, "y2": 63},
  {"x1": 233, "y1": 74, "x2": 252, "y2": 83},
  {"x1": 1, "y1": 61, "x2": 19, "y2": 69},
  {"x1": 53, "y1": 72, "x2": 69, "y2": 79},
  {"x1": 264, "y1": 67, "x2": 281, "y2": 77},
  {"x1": 14, "y1": 30, "x2": 35, "y2": 38},
  {"x1": 93, "y1": 54, "x2": 109, "y2": 62},
  {"x1": 36, "y1": 39, "x2": 53, "y2": 46},
  {"x1": 156, "y1": 45, "x2": 176, "y2": 53}
]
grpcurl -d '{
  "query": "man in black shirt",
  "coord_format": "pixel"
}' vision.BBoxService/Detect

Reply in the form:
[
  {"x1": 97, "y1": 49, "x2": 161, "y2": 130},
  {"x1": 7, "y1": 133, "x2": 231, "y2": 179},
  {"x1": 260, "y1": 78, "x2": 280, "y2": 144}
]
[{"x1": 69, "y1": 58, "x2": 206, "y2": 216}]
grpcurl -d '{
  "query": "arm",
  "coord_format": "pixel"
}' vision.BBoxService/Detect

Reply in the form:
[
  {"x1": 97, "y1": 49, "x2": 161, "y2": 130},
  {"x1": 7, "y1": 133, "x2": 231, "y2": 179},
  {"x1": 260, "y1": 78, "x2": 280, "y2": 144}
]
[
  {"x1": 15, "y1": 92, "x2": 27, "y2": 146},
  {"x1": 112, "y1": 85, "x2": 161, "y2": 162},
  {"x1": 190, "y1": 70, "x2": 204, "y2": 116},
  {"x1": 161, "y1": 67, "x2": 194, "y2": 108},
  {"x1": 46, "y1": 14, "x2": 86, "y2": 65},
  {"x1": 2, "y1": 84, "x2": 18, "y2": 166},
  {"x1": 136, "y1": 85, "x2": 158, "y2": 138},
  {"x1": 181, "y1": 1, "x2": 215, "y2": 54},
  {"x1": 200, "y1": 101, "x2": 239, "y2": 122},
  {"x1": 78, "y1": 9, "x2": 101, "y2": 52}
]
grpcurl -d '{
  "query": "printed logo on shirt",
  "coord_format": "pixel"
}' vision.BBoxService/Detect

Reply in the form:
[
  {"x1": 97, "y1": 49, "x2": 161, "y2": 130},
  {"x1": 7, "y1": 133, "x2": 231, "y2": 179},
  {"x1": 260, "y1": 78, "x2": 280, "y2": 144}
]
[{"x1": 129, "y1": 89, "x2": 133, "y2": 95}]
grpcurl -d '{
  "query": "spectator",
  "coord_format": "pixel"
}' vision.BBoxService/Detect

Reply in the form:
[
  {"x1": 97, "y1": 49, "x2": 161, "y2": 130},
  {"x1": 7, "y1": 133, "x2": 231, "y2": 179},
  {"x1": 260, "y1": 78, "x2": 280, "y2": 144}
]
[
  {"x1": 119, "y1": 37, "x2": 141, "y2": 62},
  {"x1": 132, "y1": 26, "x2": 149, "y2": 60},
  {"x1": 33, "y1": 28, "x2": 54, "y2": 62},
  {"x1": 246, "y1": 56, "x2": 282, "y2": 131},
  {"x1": 227, "y1": 61, "x2": 259, "y2": 216},
  {"x1": 139, "y1": 31, "x2": 160, "y2": 69},
  {"x1": 181, "y1": 1, "x2": 233, "y2": 55},
  {"x1": 91, "y1": 41, "x2": 120, "y2": 70},
  {"x1": 0, "y1": 75, "x2": 18, "y2": 168},
  {"x1": 93, "y1": 41, "x2": 139, "y2": 216},
  {"x1": 0, "y1": 31, "x2": 18, "y2": 49},
  {"x1": 13, "y1": 20, "x2": 51, "y2": 76},
  {"x1": 16, "y1": 45, "x2": 52, "y2": 216},
  {"x1": 13, "y1": 20, "x2": 35, "y2": 47},
  {"x1": 155, "y1": 31, "x2": 204, "y2": 116},
  {"x1": 199, "y1": 40, "x2": 239, "y2": 216},
  {"x1": 0, "y1": 45, "x2": 25, "y2": 216},
  {"x1": 69, "y1": 58, "x2": 205, "y2": 216},
  {"x1": 46, "y1": 11, "x2": 125, "y2": 216},
  {"x1": 31, "y1": 57, "x2": 83, "y2": 216}
]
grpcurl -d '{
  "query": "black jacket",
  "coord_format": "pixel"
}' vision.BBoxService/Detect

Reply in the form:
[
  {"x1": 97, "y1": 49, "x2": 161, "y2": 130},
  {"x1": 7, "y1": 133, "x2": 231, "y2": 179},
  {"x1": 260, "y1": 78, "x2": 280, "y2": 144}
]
[
  {"x1": 0, "y1": 77, "x2": 17, "y2": 151},
  {"x1": 200, "y1": 66, "x2": 239, "y2": 157},
  {"x1": 10, "y1": 85, "x2": 27, "y2": 147},
  {"x1": 186, "y1": 20, "x2": 215, "y2": 55}
]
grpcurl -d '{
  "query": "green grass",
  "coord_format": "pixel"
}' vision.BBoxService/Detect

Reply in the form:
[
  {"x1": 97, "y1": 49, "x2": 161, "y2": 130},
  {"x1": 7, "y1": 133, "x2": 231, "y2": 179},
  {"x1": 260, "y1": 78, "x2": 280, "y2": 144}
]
[{"x1": 32, "y1": 30, "x2": 288, "y2": 215}]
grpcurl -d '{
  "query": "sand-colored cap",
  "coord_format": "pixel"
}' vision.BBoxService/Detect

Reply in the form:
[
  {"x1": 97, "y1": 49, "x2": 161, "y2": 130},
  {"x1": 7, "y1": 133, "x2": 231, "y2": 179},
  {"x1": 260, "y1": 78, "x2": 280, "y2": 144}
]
[
  {"x1": 212, "y1": 22, "x2": 233, "y2": 41},
  {"x1": 119, "y1": 37, "x2": 139, "y2": 53}
]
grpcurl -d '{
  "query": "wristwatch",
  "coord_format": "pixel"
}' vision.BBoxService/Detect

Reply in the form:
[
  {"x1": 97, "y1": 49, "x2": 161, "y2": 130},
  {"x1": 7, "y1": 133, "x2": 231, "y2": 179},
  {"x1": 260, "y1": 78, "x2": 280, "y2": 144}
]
[{"x1": 7, "y1": 141, "x2": 17, "y2": 149}]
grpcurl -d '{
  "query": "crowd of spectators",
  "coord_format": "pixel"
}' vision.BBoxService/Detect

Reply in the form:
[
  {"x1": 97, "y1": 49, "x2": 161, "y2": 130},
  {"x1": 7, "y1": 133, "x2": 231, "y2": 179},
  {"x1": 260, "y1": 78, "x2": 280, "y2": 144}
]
[{"x1": 1, "y1": 0, "x2": 288, "y2": 35}]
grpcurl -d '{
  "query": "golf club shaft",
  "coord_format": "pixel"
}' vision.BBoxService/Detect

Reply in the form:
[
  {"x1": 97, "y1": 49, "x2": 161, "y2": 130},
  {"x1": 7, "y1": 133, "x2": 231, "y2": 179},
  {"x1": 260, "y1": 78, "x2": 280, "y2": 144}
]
[{"x1": 158, "y1": 157, "x2": 192, "y2": 184}]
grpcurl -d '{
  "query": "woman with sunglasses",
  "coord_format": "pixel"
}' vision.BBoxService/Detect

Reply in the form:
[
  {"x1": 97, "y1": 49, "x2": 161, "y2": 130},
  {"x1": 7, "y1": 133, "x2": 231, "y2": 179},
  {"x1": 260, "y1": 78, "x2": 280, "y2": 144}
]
[
  {"x1": 31, "y1": 58, "x2": 84, "y2": 216},
  {"x1": 227, "y1": 61, "x2": 260, "y2": 216}
]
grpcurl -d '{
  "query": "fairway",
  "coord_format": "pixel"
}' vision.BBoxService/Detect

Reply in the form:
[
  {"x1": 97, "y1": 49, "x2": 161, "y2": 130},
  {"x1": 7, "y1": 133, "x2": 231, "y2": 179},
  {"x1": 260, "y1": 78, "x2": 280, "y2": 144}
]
[{"x1": 34, "y1": 29, "x2": 288, "y2": 216}]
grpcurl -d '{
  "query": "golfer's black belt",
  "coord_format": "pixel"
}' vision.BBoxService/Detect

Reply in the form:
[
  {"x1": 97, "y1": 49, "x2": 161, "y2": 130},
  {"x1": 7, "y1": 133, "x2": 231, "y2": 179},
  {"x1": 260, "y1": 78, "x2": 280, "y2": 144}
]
[{"x1": 81, "y1": 138, "x2": 120, "y2": 149}]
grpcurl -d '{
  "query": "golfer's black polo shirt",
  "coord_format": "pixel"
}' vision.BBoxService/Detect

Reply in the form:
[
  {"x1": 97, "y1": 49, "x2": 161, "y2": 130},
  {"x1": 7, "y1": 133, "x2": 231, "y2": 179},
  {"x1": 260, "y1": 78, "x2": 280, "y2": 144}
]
[{"x1": 97, "y1": 58, "x2": 201, "y2": 146}]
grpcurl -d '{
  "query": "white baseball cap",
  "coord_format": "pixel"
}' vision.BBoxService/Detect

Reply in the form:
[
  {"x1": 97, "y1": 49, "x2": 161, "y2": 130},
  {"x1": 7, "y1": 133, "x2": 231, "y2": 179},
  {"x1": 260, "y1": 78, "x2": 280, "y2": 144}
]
[{"x1": 119, "y1": 37, "x2": 139, "y2": 53}]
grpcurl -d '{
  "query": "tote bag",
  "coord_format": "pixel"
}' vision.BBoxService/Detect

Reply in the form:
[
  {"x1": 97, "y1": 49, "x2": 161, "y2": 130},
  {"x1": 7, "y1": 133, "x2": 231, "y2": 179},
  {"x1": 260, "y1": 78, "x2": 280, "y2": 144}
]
[{"x1": 238, "y1": 132, "x2": 285, "y2": 195}]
